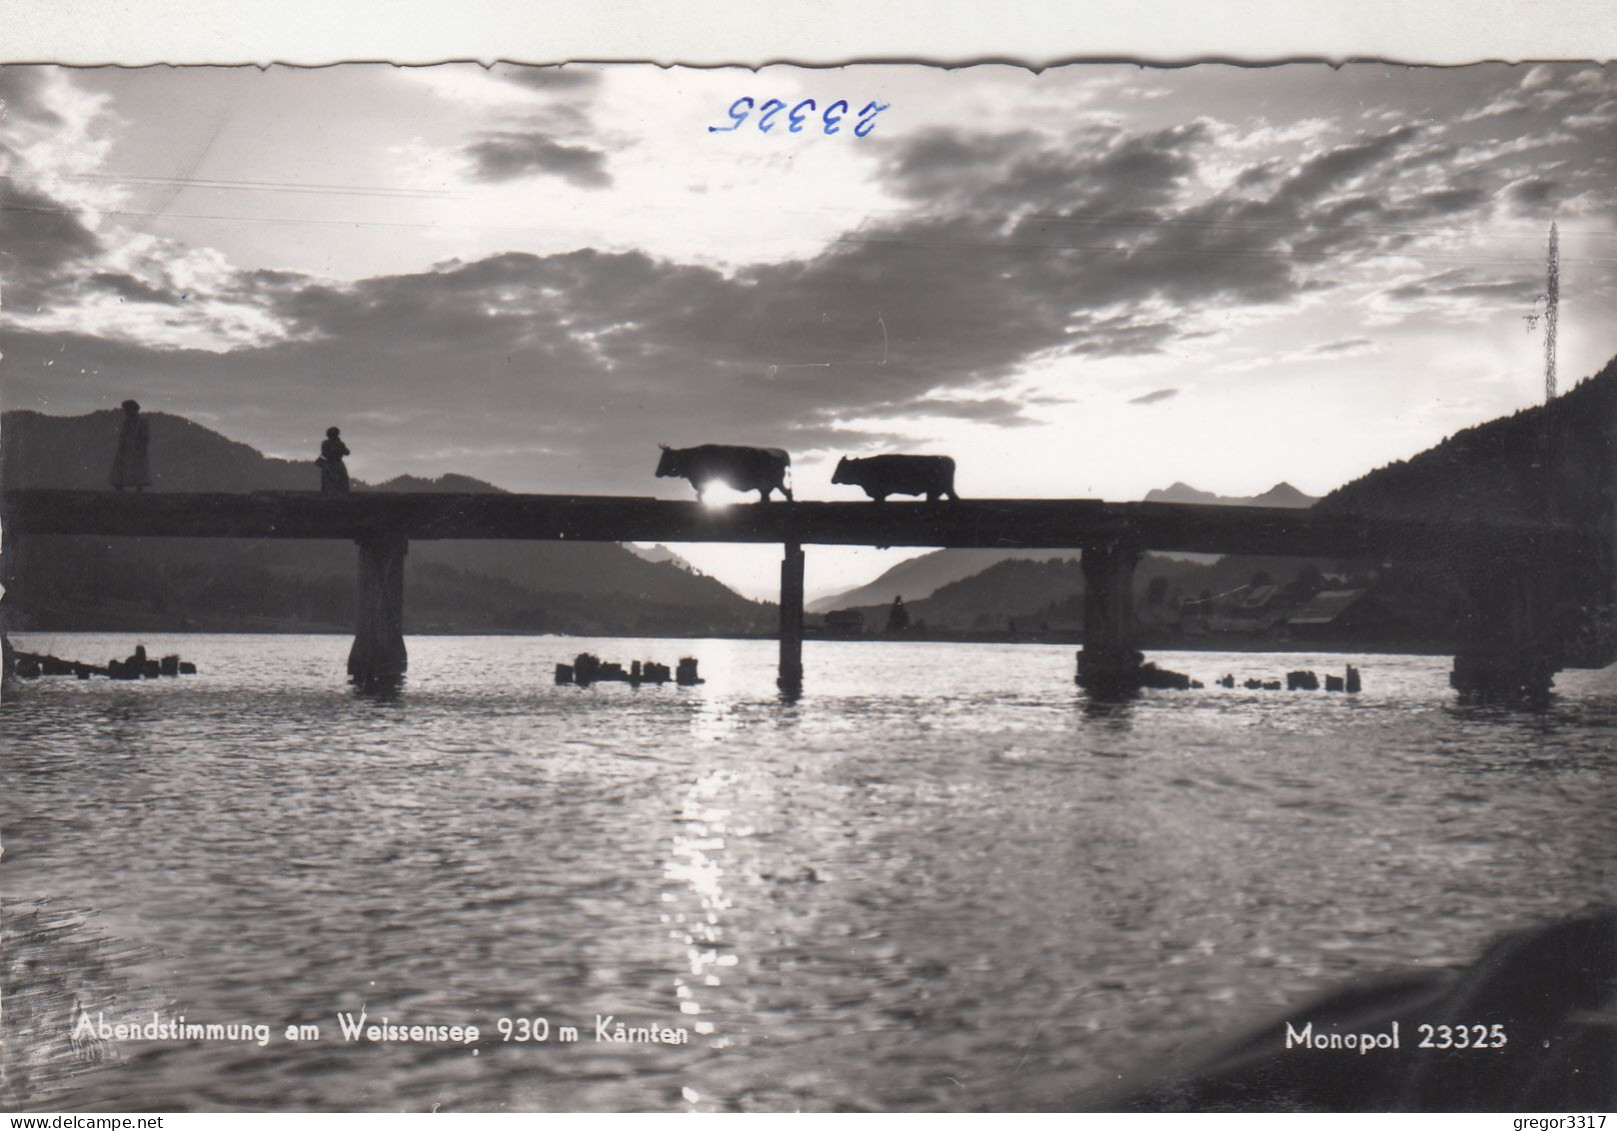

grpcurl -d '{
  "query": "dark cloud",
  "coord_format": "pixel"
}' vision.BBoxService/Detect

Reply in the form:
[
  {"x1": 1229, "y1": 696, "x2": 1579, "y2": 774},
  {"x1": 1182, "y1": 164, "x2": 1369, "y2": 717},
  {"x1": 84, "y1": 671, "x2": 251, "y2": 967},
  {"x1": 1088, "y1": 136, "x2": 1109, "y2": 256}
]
[
  {"x1": 88, "y1": 272, "x2": 182, "y2": 305},
  {"x1": 879, "y1": 128, "x2": 1034, "y2": 197},
  {"x1": 1234, "y1": 160, "x2": 1281, "y2": 188},
  {"x1": 882, "y1": 121, "x2": 1209, "y2": 217},
  {"x1": 0, "y1": 71, "x2": 105, "y2": 308},
  {"x1": 1268, "y1": 124, "x2": 1423, "y2": 211},
  {"x1": 1397, "y1": 186, "x2": 1489, "y2": 218},
  {"x1": 463, "y1": 131, "x2": 612, "y2": 187},
  {"x1": 1508, "y1": 177, "x2": 1562, "y2": 208},
  {"x1": 0, "y1": 183, "x2": 102, "y2": 308}
]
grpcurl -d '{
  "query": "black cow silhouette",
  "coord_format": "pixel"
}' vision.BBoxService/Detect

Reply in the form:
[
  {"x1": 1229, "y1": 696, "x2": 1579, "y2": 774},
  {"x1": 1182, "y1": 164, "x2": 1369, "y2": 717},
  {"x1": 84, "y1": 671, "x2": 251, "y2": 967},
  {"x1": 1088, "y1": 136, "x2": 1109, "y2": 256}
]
[
  {"x1": 832, "y1": 454, "x2": 958, "y2": 502},
  {"x1": 656, "y1": 444, "x2": 793, "y2": 502}
]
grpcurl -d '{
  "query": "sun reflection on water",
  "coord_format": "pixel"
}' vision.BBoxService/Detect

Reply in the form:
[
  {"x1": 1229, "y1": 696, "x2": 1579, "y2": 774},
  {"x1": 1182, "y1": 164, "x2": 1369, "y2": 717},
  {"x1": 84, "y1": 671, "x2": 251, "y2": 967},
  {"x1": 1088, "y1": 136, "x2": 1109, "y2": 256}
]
[{"x1": 663, "y1": 766, "x2": 744, "y2": 1109}]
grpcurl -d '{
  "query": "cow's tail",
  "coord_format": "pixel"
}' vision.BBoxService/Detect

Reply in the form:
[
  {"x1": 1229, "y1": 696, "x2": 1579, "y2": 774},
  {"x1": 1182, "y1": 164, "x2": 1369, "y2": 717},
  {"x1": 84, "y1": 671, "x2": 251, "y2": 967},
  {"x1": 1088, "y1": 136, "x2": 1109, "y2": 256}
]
[{"x1": 782, "y1": 461, "x2": 795, "y2": 502}]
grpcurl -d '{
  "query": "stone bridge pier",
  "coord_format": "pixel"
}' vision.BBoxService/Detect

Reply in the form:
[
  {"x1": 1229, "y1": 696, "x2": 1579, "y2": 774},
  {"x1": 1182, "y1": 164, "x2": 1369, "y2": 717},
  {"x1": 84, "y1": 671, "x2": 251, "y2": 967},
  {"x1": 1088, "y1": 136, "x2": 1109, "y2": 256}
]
[
  {"x1": 348, "y1": 531, "x2": 408, "y2": 685},
  {"x1": 1450, "y1": 559, "x2": 1568, "y2": 703},
  {"x1": 778, "y1": 541, "x2": 805, "y2": 696},
  {"x1": 1076, "y1": 538, "x2": 1145, "y2": 697}
]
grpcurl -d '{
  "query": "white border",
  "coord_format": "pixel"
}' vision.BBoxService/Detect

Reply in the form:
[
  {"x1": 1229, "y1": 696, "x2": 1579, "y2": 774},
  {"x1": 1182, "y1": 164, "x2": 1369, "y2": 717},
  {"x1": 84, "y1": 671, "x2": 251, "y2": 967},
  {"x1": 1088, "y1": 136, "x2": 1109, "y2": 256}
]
[{"x1": 0, "y1": 0, "x2": 1612, "y2": 66}]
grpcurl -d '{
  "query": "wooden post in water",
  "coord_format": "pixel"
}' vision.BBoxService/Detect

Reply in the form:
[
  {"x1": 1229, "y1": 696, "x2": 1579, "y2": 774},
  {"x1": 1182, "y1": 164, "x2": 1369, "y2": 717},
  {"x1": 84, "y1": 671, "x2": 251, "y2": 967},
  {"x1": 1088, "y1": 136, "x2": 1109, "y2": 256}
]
[
  {"x1": 348, "y1": 531, "x2": 408, "y2": 684},
  {"x1": 1077, "y1": 539, "x2": 1143, "y2": 696},
  {"x1": 778, "y1": 541, "x2": 805, "y2": 695}
]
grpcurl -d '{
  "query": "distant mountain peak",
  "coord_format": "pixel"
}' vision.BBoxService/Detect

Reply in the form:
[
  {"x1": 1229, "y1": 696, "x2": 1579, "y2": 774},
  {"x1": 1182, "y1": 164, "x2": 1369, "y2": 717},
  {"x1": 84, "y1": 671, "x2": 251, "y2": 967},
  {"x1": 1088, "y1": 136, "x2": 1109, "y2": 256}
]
[
  {"x1": 1251, "y1": 482, "x2": 1315, "y2": 506},
  {"x1": 1144, "y1": 481, "x2": 1318, "y2": 508}
]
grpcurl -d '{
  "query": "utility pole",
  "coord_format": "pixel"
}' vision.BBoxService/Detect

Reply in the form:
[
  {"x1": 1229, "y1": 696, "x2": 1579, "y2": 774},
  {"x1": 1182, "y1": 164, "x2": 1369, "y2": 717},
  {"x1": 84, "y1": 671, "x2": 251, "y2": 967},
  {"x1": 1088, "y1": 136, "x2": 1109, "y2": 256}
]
[
  {"x1": 1543, "y1": 221, "x2": 1559, "y2": 403},
  {"x1": 1524, "y1": 222, "x2": 1562, "y2": 518}
]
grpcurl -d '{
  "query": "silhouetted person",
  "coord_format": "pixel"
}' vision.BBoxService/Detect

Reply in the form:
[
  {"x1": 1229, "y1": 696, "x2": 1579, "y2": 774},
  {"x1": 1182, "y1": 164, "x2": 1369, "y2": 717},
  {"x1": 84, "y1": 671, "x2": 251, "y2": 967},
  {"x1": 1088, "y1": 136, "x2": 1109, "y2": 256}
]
[
  {"x1": 886, "y1": 595, "x2": 910, "y2": 634},
  {"x1": 318, "y1": 427, "x2": 351, "y2": 493},
  {"x1": 110, "y1": 399, "x2": 151, "y2": 492}
]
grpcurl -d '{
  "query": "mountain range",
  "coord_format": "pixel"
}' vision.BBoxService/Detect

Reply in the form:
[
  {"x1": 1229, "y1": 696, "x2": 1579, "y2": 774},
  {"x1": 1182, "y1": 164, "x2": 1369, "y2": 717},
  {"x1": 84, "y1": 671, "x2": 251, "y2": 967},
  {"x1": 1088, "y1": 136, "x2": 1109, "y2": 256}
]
[
  {"x1": 807, "y1": 482, "x2": 1319, "y2": 613},
  {"x1": 1142, "y1": 481, "x2": 1319, "y2": 508},
  {"x1": 806, "y1": 548, "x2": 1060, "y2": 613}
]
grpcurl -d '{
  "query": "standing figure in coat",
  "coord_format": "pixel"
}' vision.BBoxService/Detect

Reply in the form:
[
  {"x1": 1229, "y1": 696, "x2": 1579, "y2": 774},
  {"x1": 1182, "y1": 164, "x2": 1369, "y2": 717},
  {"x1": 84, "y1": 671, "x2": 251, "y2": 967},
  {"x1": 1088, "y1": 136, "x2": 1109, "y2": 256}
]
[
  {"x1": 110, "y1": 399, "x2": 151, "y2": 492},
  {"x1": 318, "y1": 426, "x2": 351, "y2": 493}
]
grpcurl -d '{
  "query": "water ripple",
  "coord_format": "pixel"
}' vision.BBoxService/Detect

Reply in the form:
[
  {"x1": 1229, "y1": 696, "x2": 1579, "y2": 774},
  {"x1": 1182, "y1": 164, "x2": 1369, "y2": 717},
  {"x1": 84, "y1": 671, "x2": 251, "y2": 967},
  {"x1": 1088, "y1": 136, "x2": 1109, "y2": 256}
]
[{"x1": 2, "y1": 634, "x2": 1612, "y2": 1111}]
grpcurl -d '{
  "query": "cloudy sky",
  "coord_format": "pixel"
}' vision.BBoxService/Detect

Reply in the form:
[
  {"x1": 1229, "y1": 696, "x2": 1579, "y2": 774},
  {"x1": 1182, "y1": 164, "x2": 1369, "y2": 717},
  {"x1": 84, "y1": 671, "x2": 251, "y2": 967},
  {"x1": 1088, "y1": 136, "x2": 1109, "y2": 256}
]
[{"x1": 3, "y1": 62, "x2": 1615, "y2": 596}]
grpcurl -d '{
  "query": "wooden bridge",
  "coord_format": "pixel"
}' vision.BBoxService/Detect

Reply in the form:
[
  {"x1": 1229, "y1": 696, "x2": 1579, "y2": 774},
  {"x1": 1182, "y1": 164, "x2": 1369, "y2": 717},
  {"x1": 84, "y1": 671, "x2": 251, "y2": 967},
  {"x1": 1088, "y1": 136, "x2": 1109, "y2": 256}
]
[{"x1": 0, "y1": 488, "x2": 1599, "y2": 697}]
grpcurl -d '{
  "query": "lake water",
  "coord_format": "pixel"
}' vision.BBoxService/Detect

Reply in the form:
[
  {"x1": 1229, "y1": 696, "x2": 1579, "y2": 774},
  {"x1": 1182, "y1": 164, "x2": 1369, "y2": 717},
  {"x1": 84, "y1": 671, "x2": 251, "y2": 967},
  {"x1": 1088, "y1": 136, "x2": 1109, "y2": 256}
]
[{"x1": 2, "y1": 633, "x2": 1613, "y2": 1112}]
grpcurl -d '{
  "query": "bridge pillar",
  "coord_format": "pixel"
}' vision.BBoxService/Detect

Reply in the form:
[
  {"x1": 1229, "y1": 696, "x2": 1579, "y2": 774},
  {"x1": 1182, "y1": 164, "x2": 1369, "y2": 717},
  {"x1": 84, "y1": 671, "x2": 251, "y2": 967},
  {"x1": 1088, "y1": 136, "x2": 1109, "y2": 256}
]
[
  {"x1": 348, "y1": 531, "x2": 408, "y2": 685},
  {"x1": 1077, "y1": 539, "x2": 1144, "y2": 697},
  {"x1": 0, "y1": 525, "x2": 16, "y2": 684},
  {"x1": 778, "y1": 541, "x2": 805, "y2": 696},
  {"x1": 1450, "y1": 569, "x2": 1559, "y2": 703}
]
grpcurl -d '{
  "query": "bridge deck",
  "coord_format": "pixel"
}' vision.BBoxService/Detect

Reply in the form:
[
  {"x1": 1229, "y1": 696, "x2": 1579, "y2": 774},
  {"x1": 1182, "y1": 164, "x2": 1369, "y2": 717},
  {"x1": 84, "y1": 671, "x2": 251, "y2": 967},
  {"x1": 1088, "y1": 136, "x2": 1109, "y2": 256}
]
[{"x1": 0, "y1": 488, "x2": 1590, "y2": 560}]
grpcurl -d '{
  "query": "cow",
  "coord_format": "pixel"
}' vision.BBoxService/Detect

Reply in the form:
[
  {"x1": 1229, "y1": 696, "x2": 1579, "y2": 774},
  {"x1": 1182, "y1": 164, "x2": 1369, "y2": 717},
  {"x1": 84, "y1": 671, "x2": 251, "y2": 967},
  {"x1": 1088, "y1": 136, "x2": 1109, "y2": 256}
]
[
  {"x1": 656, "y1": 444, "x2": 793, "y2": 502},
  {"x1": 832, "y1": 454, "x2": 959, "y2": 502}
]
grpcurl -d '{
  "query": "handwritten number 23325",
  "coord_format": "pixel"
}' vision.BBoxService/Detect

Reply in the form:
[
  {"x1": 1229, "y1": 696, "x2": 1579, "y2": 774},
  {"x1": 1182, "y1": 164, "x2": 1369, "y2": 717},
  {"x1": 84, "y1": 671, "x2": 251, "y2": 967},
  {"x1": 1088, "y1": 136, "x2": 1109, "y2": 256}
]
[{"x1": 709, "y1": 98, "x2": 890, "y2": 137}]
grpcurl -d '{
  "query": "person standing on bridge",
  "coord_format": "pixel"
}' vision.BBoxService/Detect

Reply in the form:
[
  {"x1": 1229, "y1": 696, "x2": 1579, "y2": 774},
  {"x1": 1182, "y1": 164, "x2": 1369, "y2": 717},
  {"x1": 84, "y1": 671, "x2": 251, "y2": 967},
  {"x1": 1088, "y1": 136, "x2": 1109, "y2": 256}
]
[
  {"x1": 110, "y1": 399, "x2": 151, "y2": 492},
  {"x1": 318, "y1": 426, "x2": 351, "y2": 493}
]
